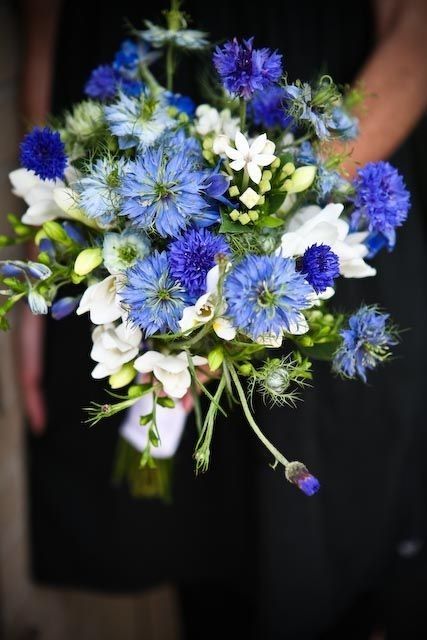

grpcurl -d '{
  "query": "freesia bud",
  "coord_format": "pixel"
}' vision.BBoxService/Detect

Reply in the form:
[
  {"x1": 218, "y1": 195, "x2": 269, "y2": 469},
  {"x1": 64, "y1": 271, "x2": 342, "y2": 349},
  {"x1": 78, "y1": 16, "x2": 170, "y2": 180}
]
[
  {"x1": 28, "y1": 291, "x2": 48, "y2": 315},
  {"x1": 207, "y1": 346, "x2": 224, "y2": 371},
  {"x1": 285, "y1": 166, "x2": 317, "y2": 193},
  {"x1": 213, "y1": 134, "x2": 229, "y2": 155},
  {"x1": 74, "y1": 247, "x2": 103, "y2": 276},
  {"x1": 43, "y1": 221, "x2": 69, "y2": 244},
  {"x1": 109, "y1": 362, "x2": 136, "y2": 389}
]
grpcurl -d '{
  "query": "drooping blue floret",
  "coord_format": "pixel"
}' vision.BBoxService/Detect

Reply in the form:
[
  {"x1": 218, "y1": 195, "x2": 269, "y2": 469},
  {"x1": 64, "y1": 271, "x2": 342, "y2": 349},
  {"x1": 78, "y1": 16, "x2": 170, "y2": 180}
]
[
  {"x1": 213, "y1": 38, "x2": 283, "y2": 100},
  {"x1": 224, "y1": 255, "x2": 312, "y2": 340},
  {"x1": 120, "y1": 251, "x2": 189, "y2": 336},
  {"x1": 20, "y1": 127, "x2": 67, "y2": 181},
  {"x1": 300, "y1": 243, "x2": 340, "y2": 293},
  {"x1": 120, "y1": 147, "x2": 212, "y2": 237},
  {"x1": 168, "y1": 229, "x2": 230, "y2": 299},
  {"x1": 165, "y1": 92, "x2": 196, "y2": 116},
  {"x1": 84, "y1": 65, "x2": 118, "y2": 101},
  {"x1": 78, "y1": 157, "x2": 128, "y2": 227},
  {"x1": 351, "y1": 161, "x2": 410, "y2": 251},
  {"x1": 249, "y1": 86, "x2": 293, "y2": 129},
  {"x1": 333, "y1": 306, "x2": 397, "y2": 382},
  {"x1": 51, "y1": 296, "x2": 81, "y2": 320}
]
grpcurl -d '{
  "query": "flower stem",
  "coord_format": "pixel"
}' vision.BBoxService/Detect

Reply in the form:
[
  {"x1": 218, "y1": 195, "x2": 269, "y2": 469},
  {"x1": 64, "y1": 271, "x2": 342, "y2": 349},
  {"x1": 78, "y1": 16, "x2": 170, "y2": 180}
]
[
  {"x1": 227, "y1": 360, "x2": 290, "y2": 469},
  {"x1": 239, "y1": 98, "x2": 247, "y2": 132},
  {"x1": 166, "y1": 44, "x2": 174, "y2": 92}
]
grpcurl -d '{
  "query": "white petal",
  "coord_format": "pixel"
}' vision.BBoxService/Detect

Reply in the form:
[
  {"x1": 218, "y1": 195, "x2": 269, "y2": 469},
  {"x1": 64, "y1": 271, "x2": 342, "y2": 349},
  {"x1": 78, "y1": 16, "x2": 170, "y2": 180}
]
[
  {"x1": 229, "y1": 158, "x2": 246, "y2": 172},
  {"x1": 247, "y1": 162, "x2": 262, "y2": 184},
  {"x1": 262, "y1": 140, "x2": 276, "y2": 155},
  {"x1": 115, "y1": 322, "x2": 142, "y2": 348},
  {"x1": 318, "y1": 287, "x2": 335, "y2": 300},
  {"x1": 253, "y1": 153, "x2": 276, "y2": 167},
  {"x1": 22, "y1": 200, "x2": 62, "y2": 225},
  {"x1": 213, "y1": 317, "x2": 236, "y2": 340},
  {"x1": 9, "y1": 168, "x2": 40, "y2": 199},
  {"x1": 286, "y1": 314, "x2": 309, "y2": 335},
  {"x1": 134, "y1": 350, "x2": 164, "y2": 373},
  {"x1": 206, "y1": 266, "x2": 220, "y2": 293},
  {"x1": 224, "y1": 144, "x2": 243, "y2": 161},
  {"x1": 156, "y1": 355, "x2": 189, "y2": 374},
  {"x1": 234, "y1": 130, "x2": 250, "y2": 155},
  {"x1": 53, "y1": 187, "x2": 79, "y2": 214},
  {"x1": 249, "y1": 133, "x2": 267, "y2": 155},
  {"x1": 279, "y1": 232, "x2": 301, "y2": 258},
  {"x1": 340, "y1": 259, "x2": 377, "y2": 278},
  {"x1": 91, "y1": 362, "x2": 118, "y2": 379},
  {"x1": 179, "y1": 306, "x2": 199, "y2": 332},
  {"x1": 256, "y1": 334, "x2": 283, "y2": 348},
  {"x1": 191, "y1": 355, "x2": 208, "y2": 366},
  {"x1": 213, "y1": 134, "x2": 229, "y2": 155},
  {"x1": 156, "y1": 369, "x2": 191, "y2": 399}
]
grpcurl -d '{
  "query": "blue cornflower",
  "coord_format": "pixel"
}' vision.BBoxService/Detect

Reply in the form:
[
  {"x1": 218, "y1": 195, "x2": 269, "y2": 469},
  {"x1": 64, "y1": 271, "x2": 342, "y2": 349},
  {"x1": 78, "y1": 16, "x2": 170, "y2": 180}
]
[
  {"x1": 120, "y1": 147, "x2": 210, "y2": 237},
  {"x1": 213, "y1": 38, "x2": 283, "y2": 100},
  {"x1": 300, "y1": 244, "x2": 340, "y2": 293},
  {"x1": 285, "y1": 83, "x2": 334, "y2": 140},
  {"x1": 196, "y1": 170, "x2": 231, "y2": 227},
  {"x1": 105, "y1": 92, "x2": 175, "y2": 150},
  {"x1": 165, "y1": 92, "x2": 196, "y2": 117},
  {"x1": 351, "y1": 161, "x2": 410, "y2": 251},
  {"x1": 113, "y1": 39, "x2": 140, "y2": 75},
  {"x1": 168, "y1": 229, "x2": 230, "y2": 299},
  {"x1": 120, "y1": 251, "x2": 189, "y2": 336},
  {"x1": 224, "y1": 255, "x2": 312, "y2": 340},
  {"x1": 20, "y1": 127, "x2": 67, "y2": 181},
  {"x1": 330, "y1": 106, "x2": 359, "y2": 140},
  {"x1": 333, "y1": 306, "x2": 397, "y2": 382},
  {"x1": 84, "y1": 65, "x2": 118, "y2": 101},
  {"x1": 249, "y1": 86, "x2": 293, "y2": 129},
  {"x1": 79, "y1": 157, "x2": 128, "y2": 227}
]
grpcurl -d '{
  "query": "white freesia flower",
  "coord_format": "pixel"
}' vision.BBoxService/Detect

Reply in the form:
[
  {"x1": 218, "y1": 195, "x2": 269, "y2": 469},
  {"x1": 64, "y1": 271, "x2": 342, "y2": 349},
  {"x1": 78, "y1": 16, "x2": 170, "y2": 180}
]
[
  {"x1": 195, "y1": 104, "x2": 239, "y2": 138},
  {"x1": 134, "y1": 351, "x2": 208, "y2": 399},
  {"x1": 256, "y1": 314, "x2": 310, "y2": 349},
  {"x1": 178, "y1": 266, "x2": 236, "y2": 341},
  {"x1": 279, "y1": 203, "x2": 376, "y2": 279},
  {"x1": 76, "y1": 275, "x2": 123, "y2": 324},
  {"x1": 9, "y1": 166, "x2": 78, "y2": 226},
  {"x1": 221, "y1": 132, "x2": 276, "y2": 184},
  {"x1": 90, "y1": 322, "x2": 142, "y2": 379}
]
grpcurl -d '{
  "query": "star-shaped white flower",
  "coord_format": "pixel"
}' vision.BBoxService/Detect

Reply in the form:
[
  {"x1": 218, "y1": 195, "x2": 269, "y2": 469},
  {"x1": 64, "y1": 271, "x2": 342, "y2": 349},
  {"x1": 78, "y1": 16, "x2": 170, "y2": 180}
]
[{"x1": 223, "y1": 132, "x2": 276, "y2": 184}]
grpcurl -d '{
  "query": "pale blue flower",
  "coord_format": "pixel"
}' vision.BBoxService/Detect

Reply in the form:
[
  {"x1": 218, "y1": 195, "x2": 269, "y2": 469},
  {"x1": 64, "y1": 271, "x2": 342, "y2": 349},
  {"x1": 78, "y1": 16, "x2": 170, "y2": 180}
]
[
  {"x1": 78, "y1": 157, "x2": 128, "y2": 227},
  {"x1": 140, "y1": 21, "x2": 208, "y2": 50},
  {"x1": 102, "y1": 229, "x2": 151, "y2": 274}
]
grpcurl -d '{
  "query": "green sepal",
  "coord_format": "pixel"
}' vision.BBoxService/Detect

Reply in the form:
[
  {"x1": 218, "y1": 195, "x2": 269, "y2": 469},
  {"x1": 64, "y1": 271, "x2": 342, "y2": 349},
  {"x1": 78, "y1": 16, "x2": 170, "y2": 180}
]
[
  {"x1": 157, "y1": 396, "x2": 175, "y2": 409},
  {"x1": 139, "y1": 413, "x2": 153, "y2": 426}
]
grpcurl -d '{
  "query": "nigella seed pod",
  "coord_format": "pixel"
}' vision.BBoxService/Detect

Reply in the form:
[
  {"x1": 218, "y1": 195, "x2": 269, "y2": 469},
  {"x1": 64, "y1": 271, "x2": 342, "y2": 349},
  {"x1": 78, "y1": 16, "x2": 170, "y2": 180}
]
[
  {"x1": 285, "y1": 461, "x2": 320, "y2": 496},
  {"x1": 265, "y1": 368, "x2": 290, "y2": 395}
]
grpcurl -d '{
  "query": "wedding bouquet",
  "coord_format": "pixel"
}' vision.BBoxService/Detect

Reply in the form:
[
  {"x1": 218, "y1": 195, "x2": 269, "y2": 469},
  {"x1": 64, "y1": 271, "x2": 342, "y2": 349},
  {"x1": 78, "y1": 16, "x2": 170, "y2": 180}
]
[{"x1": 0, "y1": 2, "x2": 410, "y2": 498}]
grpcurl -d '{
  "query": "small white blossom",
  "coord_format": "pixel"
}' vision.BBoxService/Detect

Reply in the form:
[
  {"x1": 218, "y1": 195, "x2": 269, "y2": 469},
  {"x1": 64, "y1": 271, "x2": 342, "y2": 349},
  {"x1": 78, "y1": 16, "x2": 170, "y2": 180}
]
[
  {"x1": 195, "y1": 104, "x2": 239, "y2": 138},
  {"x1": 90, "y1": 322, "x2": 142, "y2": 379},
  {"x1": 222, "y1": 132, "x2": 276, "y2": 184},
  {"x1": 76, "y1": 275, "x2": 123, "y2": 324},
  {"x1": 134, "y1": 351, "x2": 207, "y2": 399}
]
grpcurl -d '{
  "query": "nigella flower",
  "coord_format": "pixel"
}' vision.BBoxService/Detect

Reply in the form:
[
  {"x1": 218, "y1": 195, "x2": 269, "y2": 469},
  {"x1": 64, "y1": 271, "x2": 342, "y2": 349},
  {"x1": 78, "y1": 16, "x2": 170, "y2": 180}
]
[
  {"x1": 300, "y1": 243, "x2": 340, "y2": 293},
  {"x1": 165, "y1": 92, "x2": 196, "y2": 117},
  {"x1": 105, "y1": 91, "x2": 175, "y2": 150},
  {"x1": 120, "y1": 251, "x2": 189, "y2": 336},
  {"x1": 102, "y1": 229, "x2": 151, "y2": 274},
  {"x1": 351, "y1": 161, "x2": 410, "y2": 251},
  {"x1": 285, "y1": 83, "x2": 334, "y2": 140},
  {"x1": 120, "y1": 147, "x2": 210, "y2": 237},
  {"x1": 333, "y1": 306, "x2": 397, "y2": 382},
  {"x1": 158, "y1": 129, "x2": 203, "y2": 165},
  {"x1": 249, "y1": 86, "x2": 293, "y2": 129},
  {"x1": 168, "y1": 228, "x2": 230, "y2": 299},
  {"x1": 213, "y1": 38, "x2": 283, "y2": 100},
  {"x1": 78, "y1": 157, "x2": 128, "y2": 227},
  {"x1": 224, "y1": 255, "x2": 312, "y2": 340},
  {"x1": 140, "y1": 21, "x2": 209, "y2": 50},
  {"x1": 20, "y1": 127, "x2": 67, "y2": 181},
  {"x1": 329, "y1": 106, "x2": 359, "y2": 140},
  {"x1": 84, "y1": 65, "x2": 118, "y2": 101}
]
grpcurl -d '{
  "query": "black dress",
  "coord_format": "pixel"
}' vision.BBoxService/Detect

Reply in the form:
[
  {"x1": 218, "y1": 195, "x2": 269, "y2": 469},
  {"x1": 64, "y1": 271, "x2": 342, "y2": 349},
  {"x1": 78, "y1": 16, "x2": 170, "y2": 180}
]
[{"x1": 27, "y1": 2, "x2": 427, "y2": 638}]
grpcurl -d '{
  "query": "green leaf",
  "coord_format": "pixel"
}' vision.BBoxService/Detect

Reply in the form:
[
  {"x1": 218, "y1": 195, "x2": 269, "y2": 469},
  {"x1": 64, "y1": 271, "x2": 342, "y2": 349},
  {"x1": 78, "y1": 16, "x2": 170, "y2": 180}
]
[
  {"x1": 264, "y1": 192, "x2": 286, "y2": 215},
  {"x1": 219, "y1": 217, "x2": 248, "y2": 234},
  {"x1": 157, "y1": 396, "x2": 175, "y2": 409},
  {"x1": 298, "y1": 339, "x2": 340, "y2": 361},
  {"x1": 259, "y1": 215, "x2": 284, "y2": 229}
]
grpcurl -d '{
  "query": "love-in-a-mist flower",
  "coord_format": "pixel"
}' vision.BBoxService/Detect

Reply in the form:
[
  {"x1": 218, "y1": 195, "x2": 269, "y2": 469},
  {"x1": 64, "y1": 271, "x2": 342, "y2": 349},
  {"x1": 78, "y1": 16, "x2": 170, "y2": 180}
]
[
  {"x1": 120, "y1": 251, "x2": 189, "y2": 336},
  {"x1": 134, "y1": 350, "x2": 208, "y2": 398},
  {"x1": 224, "y1": 255, "x2": 313, "y2": 340},
  {"x1": 213, "y1": 38, "x2": 282, "y2": 100},
  {"x1": 77, "y1": 275, "x2": 123, "y2": 325},
  {"x1": 90, "y1": 321, "x2": 142, "y2": 379},
  {"x1": 222, "y1": 131, "x2": 276, "y2": 184},
  {"x1": 140, "y1": 21, "x2": 209, "y2": 50},
  {"x1": 351, "y1": 161, "x2": 410, "y2": 251},
  {"x1": 20, "y1": 127, "x2": 67, "y2": 181},
  {"x1": 78, "y1": 157, "x2": 128, "y2": 227},
  {"x1": 102, "y1": 229, "x2": 151, "y2": 274}
]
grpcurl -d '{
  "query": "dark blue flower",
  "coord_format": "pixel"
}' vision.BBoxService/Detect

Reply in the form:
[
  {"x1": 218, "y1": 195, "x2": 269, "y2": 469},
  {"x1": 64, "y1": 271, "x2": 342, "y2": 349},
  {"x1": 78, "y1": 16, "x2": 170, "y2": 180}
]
[
  {"x1": 20, "y1": 127, "x2": 67, "y2": 181},
  {"x1": 351, "y1": 161, "x2": 410, "y2": 251},
  {"x1": 62, "y1": 221, "x2": 87, "y2": 245},
  {"x1": 113, "y1": 39, "x2": 139, "y2": 75},
  {"x1": 249, "y1": 86, "x2": 293, "y2": 129},
  {"x1": 333, "y1": 306, "x2": 397, "y2": 382},
  {"x1": 168, "y1": 229, "x2": 230, "y2": 299},
  {"x1": 120, "y1": 251, "x2": 189, "y2": 336},
  {"x1": 224, "y1": 255, "x2": 312, "y2": 340},
  {"x1": 119, "y1": 77, "x2": 145, "y2": 97},
  {"x1": 286, "y1": 462, "x2": 320, "y2": 496},
  {"x1": 84, "y1": 65, "x2": 118, "y2": 101},
  {"x1": 300, "y1": 243, "x2": 340, "y2": 293},
  {"x1": 51, "y1": 296, "x2": 81, "y2": 320},
  {"x1": 165, "y1": 92, "x2": 196, "y2": 117},
  {"x1": 120, "y1": 147, "x2": 211, "y2": 237},
  {"x1": 213, "y1": 38, "x2": 283, "y2": 100}
]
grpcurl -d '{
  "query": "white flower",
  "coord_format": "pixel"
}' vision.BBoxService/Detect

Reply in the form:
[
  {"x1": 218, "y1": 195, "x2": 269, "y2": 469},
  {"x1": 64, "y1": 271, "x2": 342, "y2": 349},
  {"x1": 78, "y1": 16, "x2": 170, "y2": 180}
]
[
  {"x1": 134, "y1": 351, "x2": 208, "y2": 399},
  {"x1": 195, "y1": 104, "x2": 239, "y2": 138},
  {"x1": 256, "y1": 314, "x2": 310, "y2": 349},
  {"x1": 222, "y1": 132, "x2": 276, "y2": 184},
  {"x1": 9, "y1": 166, "x2": 78, "y2": 226},
  {"x1": 28, "y1": 291, "x2": 48, "y2": 315},
  {"x1": 76, "y1": 275, "x2": 123, "y2": 324},
  {"x1": 279, "y1": 203, "x2": 376, "y2": 279},
  {"x1": 102, "y1": 230, "x2": 151, "y2": 274},
  {"x1": 178, "y1": 266, "x2": 236, "y2": 341},
  {"x1": 90, "y1": 322, "x2": 142, "y2": 379}
]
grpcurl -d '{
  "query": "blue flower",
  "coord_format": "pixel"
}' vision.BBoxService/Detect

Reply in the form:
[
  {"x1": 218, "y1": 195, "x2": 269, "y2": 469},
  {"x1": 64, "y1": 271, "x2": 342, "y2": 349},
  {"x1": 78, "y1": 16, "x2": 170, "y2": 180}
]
[
  {"x1": 333, "y1": 306, "x2": 397, "y2": 382},
  {"x1": 79, "y1": 157, "x2": 128, "y2": 227},
  {"x1": 62, "y1": 221, "x2": 87, "y2": 245},
  {"x1": 213, "y1": 38, "x2": 283, "y2": 100},
  {"x1": 105, "y1": 92, "x2": 175, "y2": 150},
  {"x1": 286, "y1": 462, "x2": 320, "y2": 496},
  {"x1": 165, "y1": 92, "x2": 196, "y2": 117},
  {"x1": 119, "y1": 77, "x2": 145, "y2": 97},
  {"x1": 285, "y1": 84, "x2": 334, "y2": 140},
  {"x1": 20, "y1": 127, "x2": 67, "y2": 181},
  {"x1": 168, "y1": 228, "x2": 230, "y2": 299},
  {"x1": 330, "y1": 106, "x2": 358, "y2": 140},
  {"x1": 84, "y1": 65, "x2": 118, "y2": 101},
  {"x1": 140, "y1": 21, "x2": 208, "y2": 50},
  {"x1": 224, "y1": 255, "x2": 312, "y2": 340},
  {"x1": 121, "y1": 251, "x2": 189, "y2": 336},
  {"x1": 51, "y1": 296, "x2": 81, "y2": 320},
  {"x1": 300, "y1": 244, "x2": 340, "y2": 293},
  {"x1": 113, "y1": 39, "x2": 140, "y2": 76},
  {"x1": 120, "y1": 147, "x2": 210, "y2": 237},
  {"x1": 351, "y1": 161, "x2": 410, "y2": 251},
  {"x1": 158, "y1": 129, "x2": 203, "y2": 165},
  {"x1": 249, "y1": 86, "x2": 292, "y2": 129},
  {"x1": 297, "y1": 142, "x2": 348, "y2": 202},
  {"x1": 196, "y1": 170, "x2": 231, "y2": 227},
  {"x1": 102, "y1": 229, "x2": 151, "y2": 274}
]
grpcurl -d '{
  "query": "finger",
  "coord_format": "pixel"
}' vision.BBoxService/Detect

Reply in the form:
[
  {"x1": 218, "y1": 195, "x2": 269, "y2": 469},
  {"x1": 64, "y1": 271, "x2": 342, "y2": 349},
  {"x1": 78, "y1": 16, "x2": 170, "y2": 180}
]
[{"x1": 23, "y1": 384, "x2": 47, "y2": 436}]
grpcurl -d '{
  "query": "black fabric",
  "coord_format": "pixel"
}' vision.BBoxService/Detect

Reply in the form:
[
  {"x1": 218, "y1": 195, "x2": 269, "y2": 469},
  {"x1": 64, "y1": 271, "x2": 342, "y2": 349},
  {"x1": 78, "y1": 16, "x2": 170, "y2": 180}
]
[{"x1": 26, "y1": 1, "x2": 427, "y2": 638}]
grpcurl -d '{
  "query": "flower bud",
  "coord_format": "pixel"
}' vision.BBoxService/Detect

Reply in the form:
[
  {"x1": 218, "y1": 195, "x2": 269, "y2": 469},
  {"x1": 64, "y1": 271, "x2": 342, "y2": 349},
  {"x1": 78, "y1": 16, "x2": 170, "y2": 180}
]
[
  {"x1": 208, "y1": 346, "x2": 224, "y2": 372},
  {"x1": 28, "y1": 290, "x2": 48, "y2": 315},
  {"x1": 285, "y1": 461, "x2": 320, "y2": 496},
  {"x1": 43, "y1": 221, "x2": 69, "y2": 244},
  {"x1": 109, "y1": 362, "x2": 136, "y2": 389},
  {"x1": 74, "y1": 247, "x2": 103, "y2": 276},
  {"x1": 239, "y1": 187, "x2": 259, "y2": 209},
  {"x1": 238, "y1": 363, "x2": 253, "y2": 376},
  {"x1": 213, "y1": 134, "x2": 229, "y2": 155},
  {"x1": 51, "y1": 296, "x2": 80, "y2": 320},
  {"x1": 285, "y1": 166, "x2": 317, "y2": 194}
]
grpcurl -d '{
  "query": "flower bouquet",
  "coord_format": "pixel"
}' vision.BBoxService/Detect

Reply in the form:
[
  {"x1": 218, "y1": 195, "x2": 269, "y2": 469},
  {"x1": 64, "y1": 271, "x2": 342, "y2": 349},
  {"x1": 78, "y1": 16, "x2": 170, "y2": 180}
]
[{"x1": 0, "y1": 1, "x2": 409, "y2": 498}]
